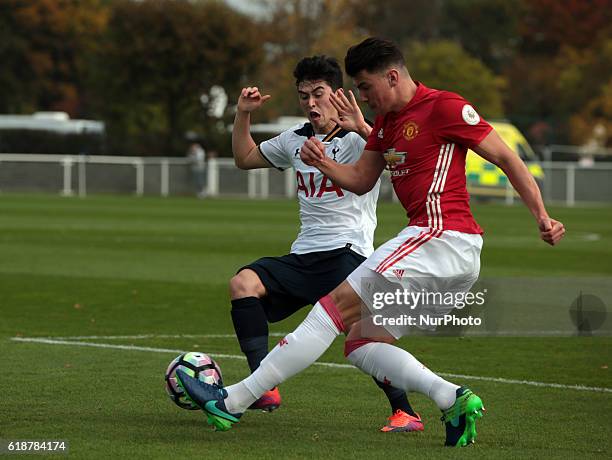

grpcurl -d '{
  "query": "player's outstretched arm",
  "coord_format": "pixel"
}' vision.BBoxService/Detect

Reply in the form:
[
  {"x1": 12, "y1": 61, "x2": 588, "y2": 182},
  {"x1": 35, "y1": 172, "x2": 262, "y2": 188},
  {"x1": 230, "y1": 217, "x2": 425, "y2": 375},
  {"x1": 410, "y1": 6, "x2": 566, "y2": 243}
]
[
  {"x1": 232, "y1": 87, "x2": 272, "y2": 170},
  {"x1": 473, "y1": 130, "x2": 565, "y2": 245},
  {"x1": 329, "y1": 88, "x2": 372, "y2": 140},
  {"x1": 300, "y1": 137, "x2": 385, "y2": 195}
]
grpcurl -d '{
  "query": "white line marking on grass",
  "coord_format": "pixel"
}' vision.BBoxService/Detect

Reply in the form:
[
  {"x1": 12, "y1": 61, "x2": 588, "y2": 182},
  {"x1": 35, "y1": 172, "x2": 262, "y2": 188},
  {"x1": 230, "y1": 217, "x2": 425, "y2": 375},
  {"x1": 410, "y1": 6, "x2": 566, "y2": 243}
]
[
  {"x1": 45, "y1": 330, "x2": 611, "y2": 340},
  {"x1": 10, "y1": 337, "x2": 250, "y2": 361},
  {"x1": 47, "y1": 329, "x2": 610, "y2": 340},
  {"x1": 12, "y1": 337, "x2": 187, "y2": 354},
  {"x1": 46, "y1": 333, "x2": 287, "y2": 340},
  {"x1": 11, "y1": 337, "x2": 612, "y2": 394},
  {"x1": 438, "y1": 372, "x2": 612, "y2": 393}
]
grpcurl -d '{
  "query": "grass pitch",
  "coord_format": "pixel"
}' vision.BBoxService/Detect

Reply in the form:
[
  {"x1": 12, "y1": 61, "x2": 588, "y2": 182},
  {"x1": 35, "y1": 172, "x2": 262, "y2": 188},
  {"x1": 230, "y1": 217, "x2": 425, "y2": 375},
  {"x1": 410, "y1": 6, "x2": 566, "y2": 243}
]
[{"x1": 0, "y1": 194, "x2": 610, "y2": 459}]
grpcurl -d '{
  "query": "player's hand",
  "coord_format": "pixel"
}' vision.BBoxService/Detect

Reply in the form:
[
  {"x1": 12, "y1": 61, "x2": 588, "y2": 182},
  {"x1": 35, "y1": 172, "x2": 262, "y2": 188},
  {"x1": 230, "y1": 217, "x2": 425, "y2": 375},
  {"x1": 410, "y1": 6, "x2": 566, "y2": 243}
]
[
  {"x1": 538, "y1": 217, "x2": 565, "y2": 246},
  {"x1": 237, "y1": 87, "x2": 271, "y2": 113},
  {"x1": 330, "y1": 89, "x2": 369, "y2": 137},
  {"x1": 300, "y1": 137, "x2": 326, "y2": 167}
]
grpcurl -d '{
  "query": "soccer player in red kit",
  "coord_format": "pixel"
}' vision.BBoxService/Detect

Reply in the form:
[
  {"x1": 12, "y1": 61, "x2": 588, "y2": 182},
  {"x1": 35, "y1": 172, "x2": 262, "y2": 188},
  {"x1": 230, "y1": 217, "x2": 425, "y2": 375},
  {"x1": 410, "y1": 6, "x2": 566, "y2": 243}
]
[{"x1": 176, "y1": 37, "x2": 565, "y2": 447}]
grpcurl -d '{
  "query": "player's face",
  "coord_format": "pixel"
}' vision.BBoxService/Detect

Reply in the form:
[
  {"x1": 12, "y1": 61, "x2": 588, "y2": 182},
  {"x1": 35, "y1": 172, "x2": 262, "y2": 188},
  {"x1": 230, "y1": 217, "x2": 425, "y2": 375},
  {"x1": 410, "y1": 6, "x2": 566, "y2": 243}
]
[
  {"x1": 297, "y1": 80, "x2": 337, "y2": 134},
  {"x1": 353, "y1": 70, "x2": 394, "y2": 115}
]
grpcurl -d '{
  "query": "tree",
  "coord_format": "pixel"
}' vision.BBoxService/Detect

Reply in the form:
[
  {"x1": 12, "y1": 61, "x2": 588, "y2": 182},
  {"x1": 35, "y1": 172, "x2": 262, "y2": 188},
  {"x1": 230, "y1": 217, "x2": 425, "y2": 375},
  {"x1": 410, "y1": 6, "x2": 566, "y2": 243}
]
[
  {"x1": 439, "y1": 0, "x2": 522, "y2": 73},
  {"x1": 246, "y1": 0, "x2": 366, "y2": 120},
  {"x1": 0, "y1": 0, "x2": 108, "y2": 115},
  {"x1": 346, "y1": 0, "x2": 523, "y2": 73},
  {"x1": 518, "y1": 0, "x2": 612, "y2": 52},
  {"x1": 504, "y1": 0, "x2": 612, "y2": 144},
  {"x1": 92, "y1": 0, "x2": 264, "y2": 156},
  {"x1": 249, "y1": 0, "x2": 507, "y2": 121},
  {"x1": 406, "y1": 41, "x2": 505, "y2": 118},
  {"x1": 558, "y1": 39, "x2": 612, "y2": 145},
  {"x1": 348, "y1": 0, "x2": 444, "y2": 44}
]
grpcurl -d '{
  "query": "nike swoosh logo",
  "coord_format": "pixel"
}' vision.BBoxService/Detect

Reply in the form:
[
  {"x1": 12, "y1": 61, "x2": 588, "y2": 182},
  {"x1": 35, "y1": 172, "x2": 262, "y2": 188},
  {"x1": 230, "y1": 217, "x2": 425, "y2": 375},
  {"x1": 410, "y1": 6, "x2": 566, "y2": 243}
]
[{"x1": 205, "y1": 400, "x2": 239, "y2": 422}]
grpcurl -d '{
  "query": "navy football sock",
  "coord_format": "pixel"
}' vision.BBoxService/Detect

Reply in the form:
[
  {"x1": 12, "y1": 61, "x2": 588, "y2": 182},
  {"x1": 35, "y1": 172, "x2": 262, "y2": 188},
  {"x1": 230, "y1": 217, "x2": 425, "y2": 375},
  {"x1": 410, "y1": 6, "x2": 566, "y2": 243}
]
[
  {"x1": 373, "y1": 377, "x2": 417, "y2": 416},
  {"x1": 231, "y1": 297, "x2": 269, "y2": 373}
]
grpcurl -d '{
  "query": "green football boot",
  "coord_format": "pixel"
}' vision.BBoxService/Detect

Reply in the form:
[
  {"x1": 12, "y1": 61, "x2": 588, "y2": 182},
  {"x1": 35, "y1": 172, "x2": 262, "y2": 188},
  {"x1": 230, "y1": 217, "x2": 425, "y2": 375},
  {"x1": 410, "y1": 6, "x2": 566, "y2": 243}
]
[{"x1": 441, "y1": 387, "x2": 485, "y2": 447}]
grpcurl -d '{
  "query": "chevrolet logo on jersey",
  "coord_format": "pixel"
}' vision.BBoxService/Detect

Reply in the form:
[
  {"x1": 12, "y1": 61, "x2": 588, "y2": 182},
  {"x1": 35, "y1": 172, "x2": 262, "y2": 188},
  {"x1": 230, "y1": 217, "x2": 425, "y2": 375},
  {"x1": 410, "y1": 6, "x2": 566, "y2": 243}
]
[{"x1": 383, "y1": 148, "x2": 407, "y2": 168}]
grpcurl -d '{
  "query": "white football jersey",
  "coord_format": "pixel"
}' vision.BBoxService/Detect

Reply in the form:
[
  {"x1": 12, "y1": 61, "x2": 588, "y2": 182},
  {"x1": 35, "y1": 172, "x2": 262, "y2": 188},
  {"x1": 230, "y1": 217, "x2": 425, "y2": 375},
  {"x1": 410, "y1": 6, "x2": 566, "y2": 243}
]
[{"x1": 259, "y1": 122, "x2": 380, "y2": 257}]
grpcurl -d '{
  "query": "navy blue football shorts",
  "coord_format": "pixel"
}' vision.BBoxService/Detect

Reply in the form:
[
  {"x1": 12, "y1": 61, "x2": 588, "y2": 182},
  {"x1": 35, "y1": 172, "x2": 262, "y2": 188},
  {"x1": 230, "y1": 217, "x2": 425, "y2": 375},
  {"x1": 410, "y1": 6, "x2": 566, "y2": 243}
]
[{"x1": 238, "y1": 245, "x2": 365, "y2": 323}]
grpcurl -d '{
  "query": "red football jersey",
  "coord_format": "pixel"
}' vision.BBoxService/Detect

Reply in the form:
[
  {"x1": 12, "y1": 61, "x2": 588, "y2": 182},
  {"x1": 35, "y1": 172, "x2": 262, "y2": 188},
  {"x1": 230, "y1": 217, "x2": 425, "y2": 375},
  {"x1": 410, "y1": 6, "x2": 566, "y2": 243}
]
[{"x1": 365, "y1": 82, "x2": 492, "y2": 234}]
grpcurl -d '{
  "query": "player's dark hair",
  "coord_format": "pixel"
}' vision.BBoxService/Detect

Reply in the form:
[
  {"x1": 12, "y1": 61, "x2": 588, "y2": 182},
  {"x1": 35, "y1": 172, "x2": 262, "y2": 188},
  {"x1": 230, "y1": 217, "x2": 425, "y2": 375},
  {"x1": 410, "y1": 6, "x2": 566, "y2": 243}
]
[
  {"x1": 345, "y1": 37, "x2": 405, "y2": 77},
  {"x1": 293, "y1": 55, "x2": 343, "y2": 91}
]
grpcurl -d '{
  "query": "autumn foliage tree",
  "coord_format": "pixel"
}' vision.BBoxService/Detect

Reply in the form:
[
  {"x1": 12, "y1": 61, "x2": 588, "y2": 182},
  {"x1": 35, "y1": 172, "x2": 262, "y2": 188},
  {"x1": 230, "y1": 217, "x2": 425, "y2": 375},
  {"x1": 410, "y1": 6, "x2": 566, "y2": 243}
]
[
  {"x1": 91, "y1": 0, "x2": 264, "y2": 155},
  {"x1": 0, "y1": 0, "x2": 108, "y2": 115},
  {"x1": 247, "y1": 0, "x2": 367, "y2": 121},
  {"x1": 506, "y1": 0, "x2": 612, "y2": 145},
  {"x1": 405, "y1": 41, "x2": 505, "y2": 119},
  {"x1": 249, "y1": 0, "x2": 506, "y2": 122},
  {"x1": 1, "y1": 0, "x2": 610, "y2": 155}
]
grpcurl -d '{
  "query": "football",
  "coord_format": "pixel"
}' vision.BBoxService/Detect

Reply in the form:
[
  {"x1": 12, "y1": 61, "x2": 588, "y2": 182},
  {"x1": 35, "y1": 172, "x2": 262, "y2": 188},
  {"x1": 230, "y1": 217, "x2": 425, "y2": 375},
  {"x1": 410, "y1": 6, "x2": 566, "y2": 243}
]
[{"x1": 165, "y1": 352, "x2": 223, "y2": 410}]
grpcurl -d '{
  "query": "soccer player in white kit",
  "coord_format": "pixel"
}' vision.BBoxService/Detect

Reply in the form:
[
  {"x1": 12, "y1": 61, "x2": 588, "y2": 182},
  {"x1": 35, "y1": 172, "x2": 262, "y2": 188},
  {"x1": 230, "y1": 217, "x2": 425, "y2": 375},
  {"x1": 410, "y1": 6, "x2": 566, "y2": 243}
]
[
  {"x1": 229, "y1": 55, "x2": 421, "y2": 431},
  {"x1": 177, "y1": 39, "x2": 565, "y2": 446}
]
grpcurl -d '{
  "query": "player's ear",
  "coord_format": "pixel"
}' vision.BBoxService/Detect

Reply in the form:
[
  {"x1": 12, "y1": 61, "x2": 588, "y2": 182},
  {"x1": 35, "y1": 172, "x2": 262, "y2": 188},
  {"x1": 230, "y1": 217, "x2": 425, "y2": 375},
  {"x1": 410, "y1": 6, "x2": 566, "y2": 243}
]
[{"x1": 387, "y1": 69, "x2": 399, "y2": 87}]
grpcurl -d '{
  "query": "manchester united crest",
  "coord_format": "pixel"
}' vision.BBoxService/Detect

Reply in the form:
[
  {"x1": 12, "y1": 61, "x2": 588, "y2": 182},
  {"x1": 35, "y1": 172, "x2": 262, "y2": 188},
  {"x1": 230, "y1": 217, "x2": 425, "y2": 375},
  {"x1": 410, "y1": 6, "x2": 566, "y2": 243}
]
[{"x1": 403, "y1": 121, "x2": 419, "y2": 141}]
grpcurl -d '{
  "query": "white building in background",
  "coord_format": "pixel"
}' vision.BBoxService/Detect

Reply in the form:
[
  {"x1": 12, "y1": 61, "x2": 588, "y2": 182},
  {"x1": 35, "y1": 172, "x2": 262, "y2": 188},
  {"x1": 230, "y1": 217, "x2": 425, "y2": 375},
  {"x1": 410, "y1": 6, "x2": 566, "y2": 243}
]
[{"x1": 0, "y1": 112, "x2": 104, "y2": 135}]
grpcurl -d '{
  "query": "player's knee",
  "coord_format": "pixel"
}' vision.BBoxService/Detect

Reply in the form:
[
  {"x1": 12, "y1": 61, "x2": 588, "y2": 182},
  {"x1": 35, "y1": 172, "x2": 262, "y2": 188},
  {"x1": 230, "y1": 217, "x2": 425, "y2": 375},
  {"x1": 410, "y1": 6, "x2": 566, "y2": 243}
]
[
  {"x1": 229, "y1": 270, "x2": 264, "y2": 300},
  {"x1": 330, "y1": 281, "x2": 360, "y2": 307},
  {"x1": 328, "y1": 282, "x2": 363, "y2": 328}
]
